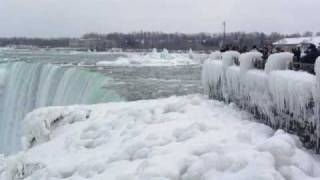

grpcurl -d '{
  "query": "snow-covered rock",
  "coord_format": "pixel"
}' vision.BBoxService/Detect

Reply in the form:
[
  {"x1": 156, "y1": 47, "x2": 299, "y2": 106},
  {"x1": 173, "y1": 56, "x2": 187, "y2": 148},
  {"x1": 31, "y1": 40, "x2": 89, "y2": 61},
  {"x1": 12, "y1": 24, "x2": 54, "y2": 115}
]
[{"x1": 2, "y1": 95, "x2": 320, "y2": 180}]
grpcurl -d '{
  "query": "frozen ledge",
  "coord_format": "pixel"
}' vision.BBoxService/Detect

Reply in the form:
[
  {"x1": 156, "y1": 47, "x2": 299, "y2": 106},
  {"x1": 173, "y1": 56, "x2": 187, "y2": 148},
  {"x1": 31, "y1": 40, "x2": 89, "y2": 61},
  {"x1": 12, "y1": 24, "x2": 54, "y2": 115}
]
[
  {"x1": 1, "y1": 96, "x2": 320, "y2": 179},
  {"x1": 22, "y1": 106, "x2": 91, "y2": 150}
]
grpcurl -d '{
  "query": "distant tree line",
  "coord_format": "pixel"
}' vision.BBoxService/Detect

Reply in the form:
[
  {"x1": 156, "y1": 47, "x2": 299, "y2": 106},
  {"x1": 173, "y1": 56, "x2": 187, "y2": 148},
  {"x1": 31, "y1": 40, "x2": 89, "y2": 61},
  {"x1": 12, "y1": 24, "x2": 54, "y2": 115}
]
[
  {"x1": 0, "y1": 31, "x2": 319, "y2": 50},
  {"x1": 81, "y1": 32, "x2": 283, "y2": 51},
  {"x1": 0, "y1": 37, "x2": 70, "y2": 48},
  {"x1": 75, "y1": 31, "x2": 320, "y2": 51}
]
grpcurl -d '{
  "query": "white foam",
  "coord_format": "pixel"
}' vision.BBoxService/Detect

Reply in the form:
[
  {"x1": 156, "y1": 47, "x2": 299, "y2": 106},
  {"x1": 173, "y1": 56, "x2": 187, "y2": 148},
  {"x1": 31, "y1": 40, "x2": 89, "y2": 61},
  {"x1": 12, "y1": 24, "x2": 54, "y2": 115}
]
[{"x1": 96, "y1": 50, "x2": 199, "y2": 67}]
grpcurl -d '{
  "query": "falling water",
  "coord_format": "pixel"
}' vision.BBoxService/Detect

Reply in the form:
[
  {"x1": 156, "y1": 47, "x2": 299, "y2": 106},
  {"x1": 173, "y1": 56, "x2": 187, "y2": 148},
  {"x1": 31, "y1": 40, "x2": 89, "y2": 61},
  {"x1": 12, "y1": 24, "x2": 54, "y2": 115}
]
[{"x1": 0, "y1": 62, "x2": 122, "y2": 154}]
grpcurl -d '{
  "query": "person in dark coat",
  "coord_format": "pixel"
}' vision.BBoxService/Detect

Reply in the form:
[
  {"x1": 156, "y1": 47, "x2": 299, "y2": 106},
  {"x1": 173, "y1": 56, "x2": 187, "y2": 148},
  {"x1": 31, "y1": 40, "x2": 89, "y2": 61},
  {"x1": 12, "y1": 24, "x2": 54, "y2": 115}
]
[
  {"x1": 301, "y1": 44, "x2": 320, "y2": 64},
  {"x1": 292, "y1": 47, "x2": 301, "y2": 62}
]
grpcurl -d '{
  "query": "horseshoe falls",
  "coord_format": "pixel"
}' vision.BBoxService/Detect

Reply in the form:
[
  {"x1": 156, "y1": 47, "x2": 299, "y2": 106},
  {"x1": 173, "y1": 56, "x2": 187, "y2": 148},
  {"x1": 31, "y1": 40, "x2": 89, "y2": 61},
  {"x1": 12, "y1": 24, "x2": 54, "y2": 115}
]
[{"x1": 0, "y1": 62, "x2": 122, "y2": 154}]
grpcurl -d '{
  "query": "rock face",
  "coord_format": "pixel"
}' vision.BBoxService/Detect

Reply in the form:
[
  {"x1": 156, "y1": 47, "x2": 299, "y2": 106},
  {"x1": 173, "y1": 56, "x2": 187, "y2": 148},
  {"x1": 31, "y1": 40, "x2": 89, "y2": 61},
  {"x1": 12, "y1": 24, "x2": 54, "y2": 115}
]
[{"x1": 202, "y1": 52, "x2": 320, "y2": 152}]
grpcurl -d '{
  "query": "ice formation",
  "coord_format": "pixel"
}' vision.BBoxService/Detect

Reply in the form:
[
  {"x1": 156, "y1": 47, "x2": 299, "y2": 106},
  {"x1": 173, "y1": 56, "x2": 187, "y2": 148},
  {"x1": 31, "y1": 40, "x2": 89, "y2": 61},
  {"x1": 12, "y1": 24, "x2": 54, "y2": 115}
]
[
  {"x1": 239, "y1": 52, "x2": 263, "y2": 74},
  {"x1": 222, "y1": 51, "x2": 240, "y2": 69},
  {"x1": 314, "y1": 57, "x2": 320, "y2": 101},
  {"x1": 96, "y1": 50, "x2": 198, "y2": 66},
  {"x1": 202, "y1": 51, "x2": 320, "y2": 150},
  {"x1": 265, "y1": 52, "x2": 294, "y2": 73},
  {"x1": 207, "y1": 51, "x2": 222, "y2": 61},
  {"x1": 201, "y1": 60, "x2": 223, "y2": 98},
  {"x1": 1, "y1": 95, "x2": 320, "y2": 180}
]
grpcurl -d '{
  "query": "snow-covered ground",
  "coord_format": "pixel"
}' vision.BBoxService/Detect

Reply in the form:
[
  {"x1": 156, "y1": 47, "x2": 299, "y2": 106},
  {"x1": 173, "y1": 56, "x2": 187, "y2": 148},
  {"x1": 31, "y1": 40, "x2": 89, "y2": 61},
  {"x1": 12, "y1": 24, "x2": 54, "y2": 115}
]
[
  {"x1": 1, "y1": 95, "x2": 320, "y2": 180},
  {"x1": 96, "y1": 49, "x2": 203, "y2": 66}
]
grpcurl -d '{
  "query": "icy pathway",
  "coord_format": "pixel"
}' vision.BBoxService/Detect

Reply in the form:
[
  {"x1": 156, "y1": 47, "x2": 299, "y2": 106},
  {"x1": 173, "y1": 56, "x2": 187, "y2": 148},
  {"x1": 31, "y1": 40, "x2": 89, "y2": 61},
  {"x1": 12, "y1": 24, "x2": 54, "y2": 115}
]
[{"x1": 2, "y1": 95, "x2": 320, "y2": 180}]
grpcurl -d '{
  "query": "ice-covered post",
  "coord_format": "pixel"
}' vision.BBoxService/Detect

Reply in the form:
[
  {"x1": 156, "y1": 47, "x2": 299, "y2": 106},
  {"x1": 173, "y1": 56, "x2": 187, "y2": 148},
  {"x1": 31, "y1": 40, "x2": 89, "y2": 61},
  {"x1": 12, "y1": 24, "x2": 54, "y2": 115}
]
[
  {"x1": 239, "y1": 52, "x2": 263, "y2": 75},
  {"x1": 264, "y1": 52, "x2": 293, "y2": 73},
  {"x1": 221, "y1": 51, "x2": 240, "y2": 101},
  {"x1": 202, "y1": 51, "x2": 240, "y2": 100},
  {"x1": 315, "y1": 57, "x2": 320, "y2": 152},
  {"x1": 201, "y1": 52, "x2": 223, "y2": 99}
]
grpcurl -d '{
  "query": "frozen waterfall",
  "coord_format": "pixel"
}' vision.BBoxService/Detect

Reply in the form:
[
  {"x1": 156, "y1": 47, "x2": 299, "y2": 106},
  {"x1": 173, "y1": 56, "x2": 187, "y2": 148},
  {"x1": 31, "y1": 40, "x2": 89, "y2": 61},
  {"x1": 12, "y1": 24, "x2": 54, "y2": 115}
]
[{"x1": 0, "y1": 62, "x2": 122, "y2": 154}]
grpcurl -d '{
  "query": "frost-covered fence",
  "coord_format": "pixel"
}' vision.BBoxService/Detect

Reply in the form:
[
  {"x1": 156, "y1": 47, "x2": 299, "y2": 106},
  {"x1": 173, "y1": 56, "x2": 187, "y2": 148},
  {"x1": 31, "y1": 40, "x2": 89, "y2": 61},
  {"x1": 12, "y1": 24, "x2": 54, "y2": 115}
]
[{"x1": 202, "y1": 52, "x2": 320, "y2": 152}]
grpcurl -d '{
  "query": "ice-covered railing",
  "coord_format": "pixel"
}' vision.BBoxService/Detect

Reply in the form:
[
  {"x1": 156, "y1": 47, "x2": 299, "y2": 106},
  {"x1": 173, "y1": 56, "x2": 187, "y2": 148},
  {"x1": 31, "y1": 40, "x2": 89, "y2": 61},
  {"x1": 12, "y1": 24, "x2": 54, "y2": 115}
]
[{"x1": 202, "y1": 52, "x2": 320, "y2": 151}]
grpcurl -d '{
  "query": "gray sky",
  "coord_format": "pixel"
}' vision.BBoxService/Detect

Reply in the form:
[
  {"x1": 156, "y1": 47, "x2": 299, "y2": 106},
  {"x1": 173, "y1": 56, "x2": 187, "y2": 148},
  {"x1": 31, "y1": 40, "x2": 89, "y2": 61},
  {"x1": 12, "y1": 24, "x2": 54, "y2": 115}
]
[{"x1": 0, "y1": 0, "x2": 319, "y2": 37}]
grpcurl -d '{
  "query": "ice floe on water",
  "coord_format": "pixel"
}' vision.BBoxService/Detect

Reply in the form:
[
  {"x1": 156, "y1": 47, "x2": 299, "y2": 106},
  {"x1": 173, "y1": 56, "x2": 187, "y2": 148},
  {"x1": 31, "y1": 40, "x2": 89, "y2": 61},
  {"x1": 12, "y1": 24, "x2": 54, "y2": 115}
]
[
  {"x1": 96, "y1": 49, "x2": 201, "y2": 66},
  {"x1": 1, "y1": 95, "x2": 320, "y2": 180}
]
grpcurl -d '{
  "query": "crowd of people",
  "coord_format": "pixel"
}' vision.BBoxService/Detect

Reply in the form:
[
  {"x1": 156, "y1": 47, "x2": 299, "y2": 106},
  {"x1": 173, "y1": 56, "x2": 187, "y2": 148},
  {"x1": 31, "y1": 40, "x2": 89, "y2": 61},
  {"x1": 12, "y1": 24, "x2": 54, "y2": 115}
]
[
  {"x1": 222, "y1": 43, "x2": 319, "y2": 63},
  {"x1": 219, "y1": 43, "x2": 320, "y2": 74}
]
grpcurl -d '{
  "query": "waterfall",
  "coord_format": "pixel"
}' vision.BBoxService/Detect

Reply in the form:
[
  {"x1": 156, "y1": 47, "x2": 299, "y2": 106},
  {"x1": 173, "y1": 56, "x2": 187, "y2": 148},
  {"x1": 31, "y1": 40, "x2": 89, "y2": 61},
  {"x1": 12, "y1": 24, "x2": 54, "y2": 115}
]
[{"x1": 0, "y1": 62, "x2": 123, "y2": 154}]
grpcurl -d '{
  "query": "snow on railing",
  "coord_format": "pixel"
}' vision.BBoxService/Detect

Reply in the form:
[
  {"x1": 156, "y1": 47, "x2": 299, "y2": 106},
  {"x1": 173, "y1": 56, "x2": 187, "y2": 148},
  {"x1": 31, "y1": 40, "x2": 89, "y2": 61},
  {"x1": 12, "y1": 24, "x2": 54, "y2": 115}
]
[
  {"x1": 202, "y1": 52, "x2": 320, "y2": 151},
  {"x1": 265, "y1": 52, "x2": 293, "y2": 73}
]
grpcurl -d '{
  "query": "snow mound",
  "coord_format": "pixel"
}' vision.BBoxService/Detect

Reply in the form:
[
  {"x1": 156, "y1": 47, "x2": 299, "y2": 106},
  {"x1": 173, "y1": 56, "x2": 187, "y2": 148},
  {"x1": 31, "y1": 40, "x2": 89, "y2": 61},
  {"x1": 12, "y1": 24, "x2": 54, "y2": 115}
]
[
  {"x1": 2, "y1": 96, "x2": 320, "y2": 180},
  {"x1": 265, "y1": 52, "x2": 294, "y2": 73},
  {"x1": 96, "y1": 50, "x2": 198, "y2": 67}
]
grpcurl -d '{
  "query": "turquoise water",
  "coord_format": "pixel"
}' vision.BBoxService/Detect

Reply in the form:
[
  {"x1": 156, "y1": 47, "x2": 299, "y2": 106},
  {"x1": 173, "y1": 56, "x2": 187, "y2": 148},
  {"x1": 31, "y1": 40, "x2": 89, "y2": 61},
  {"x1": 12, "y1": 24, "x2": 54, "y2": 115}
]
[
  {"x1": 0, "y1": 48, "x2": 202, "y2": 154},
  {"x1": 0, "y1": 56, "x2": 123, "y2": 154}
]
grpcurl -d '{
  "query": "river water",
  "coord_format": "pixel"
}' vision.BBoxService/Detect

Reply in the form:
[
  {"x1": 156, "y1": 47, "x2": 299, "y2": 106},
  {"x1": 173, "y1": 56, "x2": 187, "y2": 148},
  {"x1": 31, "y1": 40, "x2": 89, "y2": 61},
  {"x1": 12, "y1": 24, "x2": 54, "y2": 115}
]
[{"x1": 0, "y1": 48, "x2": 203, "y2": 154}]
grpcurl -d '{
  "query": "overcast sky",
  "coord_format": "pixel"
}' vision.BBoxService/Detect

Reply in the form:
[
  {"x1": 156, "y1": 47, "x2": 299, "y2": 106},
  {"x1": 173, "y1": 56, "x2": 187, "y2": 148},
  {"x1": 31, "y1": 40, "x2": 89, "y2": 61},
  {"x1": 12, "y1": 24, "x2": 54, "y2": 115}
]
[{"x1": 1, "y1": 0, "x2": 319, "y2": 37}]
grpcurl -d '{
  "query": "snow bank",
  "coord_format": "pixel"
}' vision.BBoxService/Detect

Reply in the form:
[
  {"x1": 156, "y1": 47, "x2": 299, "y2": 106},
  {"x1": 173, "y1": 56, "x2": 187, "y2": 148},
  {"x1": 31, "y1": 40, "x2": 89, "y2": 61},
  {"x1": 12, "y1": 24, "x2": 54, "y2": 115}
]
[
  {"x1": 96, "y1": 50, "x2": 198, "y2": 66},
  {"x1": 2, "y1": 95, "x2": 320, "y2": 180},
  {"x1": 265, "y1": 52, "x2": 293, "y2": 73},
  {"x1": 203, "y1": 52, "x2": 320, "y2": 150}
]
